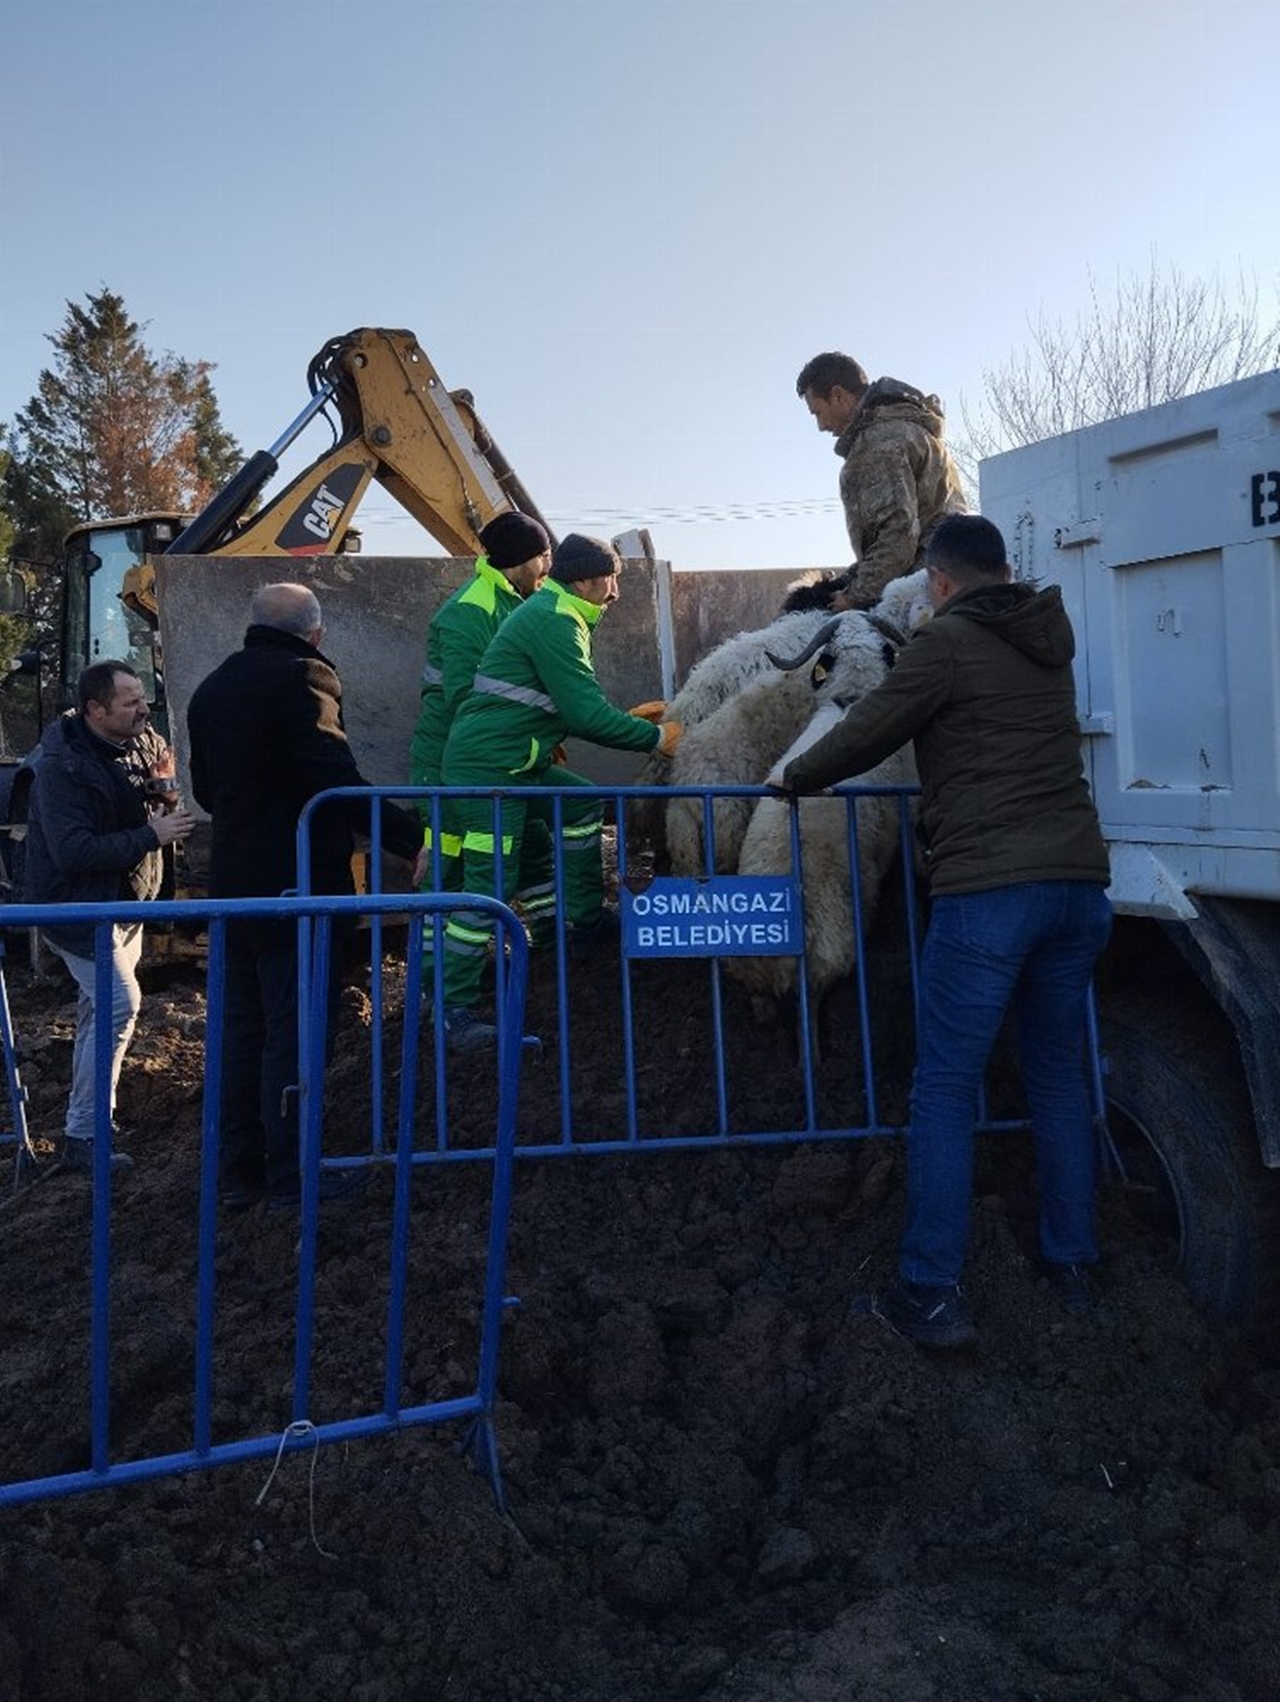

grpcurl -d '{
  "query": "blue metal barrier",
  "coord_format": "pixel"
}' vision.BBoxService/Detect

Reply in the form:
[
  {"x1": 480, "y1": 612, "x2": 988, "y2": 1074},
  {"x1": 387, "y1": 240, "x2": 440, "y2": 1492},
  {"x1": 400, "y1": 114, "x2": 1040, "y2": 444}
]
[
  {"x1": 0, "y1": 890, "x2": 529, "y2": 1510},
  {"x1": 295, "y1": 782, "x2": 1069, "y2": 1164},
  {"x1": 0, "y1": 935, "x2": 35, "y2": 1190},
  {"x1": 1, "y1": 782, "x2": 1105, "y2": 1510}
]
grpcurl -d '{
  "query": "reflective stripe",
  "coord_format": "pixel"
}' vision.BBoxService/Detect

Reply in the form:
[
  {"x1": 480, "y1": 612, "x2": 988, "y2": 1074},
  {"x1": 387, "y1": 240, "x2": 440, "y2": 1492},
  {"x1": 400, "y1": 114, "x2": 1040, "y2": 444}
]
[
  {"x1": 516, "y1": 879, "x2": 555, "y2": 902},
  {"x1": 444, "y1": 914, "x2": 495, "y2": 951},
  {"x1": 516, "y1": 880, "x2": 556, "y2": 919},
  {"x1": 512, "y1": 738, "x2": 542, "y2": 776},
  {"x1": 473, "y1": 674, "x2": 560, "y2": 716},
  {"x1": 421, "y1": 826, "x2": 464, "y2": 857},
  {"x1": 461, "y1": 830, "x2": 516, "y2": 855},
  {"x1": 559, "y1": 819, "x2": 603, "y2": 842},
  {"x1": 420, "y1": 662, "x2": 443, "y2": 687},
  {"x1": 518, "y1": 894, "x2": 556, "y2": 921}
]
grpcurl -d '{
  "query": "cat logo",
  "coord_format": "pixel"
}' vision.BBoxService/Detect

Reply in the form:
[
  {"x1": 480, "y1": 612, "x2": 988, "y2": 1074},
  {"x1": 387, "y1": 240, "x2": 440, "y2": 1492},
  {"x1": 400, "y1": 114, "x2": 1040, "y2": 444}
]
[
  {"x1": 275, "y1": 462, "x2": 367, "y2": 554},
  {"x1": 303, "y1": 483, "x2": 344, "y2": 540}
]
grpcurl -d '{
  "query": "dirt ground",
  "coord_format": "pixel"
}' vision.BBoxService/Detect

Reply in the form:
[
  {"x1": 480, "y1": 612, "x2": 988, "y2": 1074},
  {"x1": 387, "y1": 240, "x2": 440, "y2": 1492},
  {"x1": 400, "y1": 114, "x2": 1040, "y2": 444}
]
[{"x1": 2, "y1": 919, "x2": 1279, "y2": 1702}]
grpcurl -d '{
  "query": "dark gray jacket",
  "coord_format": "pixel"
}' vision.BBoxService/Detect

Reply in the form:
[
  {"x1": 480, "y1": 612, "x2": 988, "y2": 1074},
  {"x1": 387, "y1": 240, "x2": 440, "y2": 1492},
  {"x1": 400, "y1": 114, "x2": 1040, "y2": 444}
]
[{"x1": 24, "y1": 712, "x2": 166, "y2": 955}]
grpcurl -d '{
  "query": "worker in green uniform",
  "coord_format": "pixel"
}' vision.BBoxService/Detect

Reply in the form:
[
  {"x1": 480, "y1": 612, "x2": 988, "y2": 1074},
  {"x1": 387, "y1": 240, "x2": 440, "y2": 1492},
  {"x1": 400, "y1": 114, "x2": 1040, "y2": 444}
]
[
  {"x1": 409, "y1": 508, "x2": 552, "y2": 860},
  {"x1": 410, "y1": 511, "x2": 552, "y2": 991},
  {"x1": 439, "y1": 533, "x2": 683, "y2": 1052}
]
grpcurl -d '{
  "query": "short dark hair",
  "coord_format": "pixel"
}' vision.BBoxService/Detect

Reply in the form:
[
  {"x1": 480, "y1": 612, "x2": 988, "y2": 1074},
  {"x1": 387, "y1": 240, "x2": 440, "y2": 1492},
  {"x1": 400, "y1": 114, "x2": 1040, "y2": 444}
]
[
  {"x1": 795, "y1": 351, "x2": 868, "y2": 400},
  {"x1": 78, "y1": 660, "x2": 139, "y2": 715},
  {"x1": 926, "y1": 514, "x2": 1009, "y2": 582}
]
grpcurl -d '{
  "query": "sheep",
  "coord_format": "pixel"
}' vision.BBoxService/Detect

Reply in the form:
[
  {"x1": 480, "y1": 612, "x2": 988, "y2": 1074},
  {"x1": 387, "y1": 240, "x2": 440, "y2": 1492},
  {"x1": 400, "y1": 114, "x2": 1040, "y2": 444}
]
[
  {"x1": 630, "y1": 569, "x2": 929, "y2": 872},
  {"x1": 630, "y1": 602, "x2": 844, "y2": 859},
  {"x1": 873, "y1": 566, "x2": 930, "y2": 642},
  {"x1": 723, "y1": 607, "x2": 917, "y2": 1019},
  {"x1": 663, "y1": 669, "x2": 818, "y2": 876},
  {"x1": 724, "y1": 705, "x2": 917, "y2": 1023}
]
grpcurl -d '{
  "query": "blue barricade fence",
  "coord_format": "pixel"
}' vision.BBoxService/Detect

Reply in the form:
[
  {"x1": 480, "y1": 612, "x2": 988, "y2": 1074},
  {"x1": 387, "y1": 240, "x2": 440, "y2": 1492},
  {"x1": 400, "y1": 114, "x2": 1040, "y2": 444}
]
[
  {"x1": 0, "y1": 782, "x2": 1107, "y2": 1509},
  {"x1": 294, "y1": 782, "x2": 1092, "y2": 1161},
  {"x1": 0, "y1": 891, "x2": 529, "y2": 1511}
]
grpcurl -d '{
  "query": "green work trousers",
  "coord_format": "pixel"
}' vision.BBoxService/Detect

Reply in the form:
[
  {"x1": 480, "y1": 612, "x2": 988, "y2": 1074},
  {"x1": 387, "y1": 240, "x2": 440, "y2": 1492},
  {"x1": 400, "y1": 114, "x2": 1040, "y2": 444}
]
[{"x1": 440, "y1": 768, "x2": 604, "y2": 1010}]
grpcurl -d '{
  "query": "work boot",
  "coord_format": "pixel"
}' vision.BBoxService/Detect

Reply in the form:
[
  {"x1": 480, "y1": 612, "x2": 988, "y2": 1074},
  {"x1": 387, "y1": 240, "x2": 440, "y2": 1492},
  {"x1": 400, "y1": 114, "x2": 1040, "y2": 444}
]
[
  {"x1": 59, "y1": 1136, "x2": 135, "y2": 1175},
  {"x1": 871, "y1": 1277, "x2": 976, "y2": 1349},
  {"x1": 569, "y1": 907, "x2": 621, "y2": 961},
  {"x1": 443, "y1": 1005, "x2": 499, "y2": 1054}
]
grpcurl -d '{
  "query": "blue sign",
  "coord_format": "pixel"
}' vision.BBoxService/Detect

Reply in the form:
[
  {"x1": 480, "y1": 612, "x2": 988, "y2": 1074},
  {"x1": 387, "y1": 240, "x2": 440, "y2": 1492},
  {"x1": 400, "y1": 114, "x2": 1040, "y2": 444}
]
[{"x1": 622, "y1": 876, "x2": 802, "y2": 958}]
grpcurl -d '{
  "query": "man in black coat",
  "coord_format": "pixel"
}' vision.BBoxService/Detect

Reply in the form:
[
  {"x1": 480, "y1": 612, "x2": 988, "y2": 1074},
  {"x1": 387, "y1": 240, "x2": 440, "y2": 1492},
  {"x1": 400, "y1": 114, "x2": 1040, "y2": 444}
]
[
  {"x1": 187, "y1": 582, "x2": 425, "y2": 1211},
  {"x1": 25, "y1": 661, "x2": 196, "y2": 1171}
]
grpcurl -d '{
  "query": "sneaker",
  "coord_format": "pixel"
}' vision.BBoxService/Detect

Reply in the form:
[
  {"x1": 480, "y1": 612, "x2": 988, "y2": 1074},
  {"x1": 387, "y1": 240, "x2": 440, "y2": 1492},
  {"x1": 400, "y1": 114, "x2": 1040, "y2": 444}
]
[
  {"x1": 265, "y1": 1167, "x2": 370, "y2": 1213},
  {"x1": 60, "y1": 1136, "x2": 135, "y2": 1175},
  {"x1": 569, "y1": 907, "x2": 620, "y2": 961},
  {"x1": 872, "y1": 1277, "x2": 976, "y2": 1349},
  {"x1": 1040, "y1": 1260, "x2": 1096, "y2": 1315},
  {"x1": 443, "y1": 1005, "x2": 499, "y2": 1054}
]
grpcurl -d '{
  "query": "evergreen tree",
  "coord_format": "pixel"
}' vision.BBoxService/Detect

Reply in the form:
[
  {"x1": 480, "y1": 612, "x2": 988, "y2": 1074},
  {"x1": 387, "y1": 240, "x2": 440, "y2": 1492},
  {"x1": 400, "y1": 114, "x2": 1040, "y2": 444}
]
[
  {"x1": 0, "y1": 446, "x2": 38, "y2": 756},
  {"x1": 6, "y1": 287, "x2": 243, "y2": 548},
  {"x1": 2, "y1": 288, "x2": 244, "y2": 636}
]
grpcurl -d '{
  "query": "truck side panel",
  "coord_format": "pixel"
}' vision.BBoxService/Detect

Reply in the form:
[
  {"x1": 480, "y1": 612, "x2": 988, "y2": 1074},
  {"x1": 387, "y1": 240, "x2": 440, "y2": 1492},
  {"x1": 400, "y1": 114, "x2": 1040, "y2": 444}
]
[{"x1": 980, "y1": 371, "x2": 1280, "y2": 914}]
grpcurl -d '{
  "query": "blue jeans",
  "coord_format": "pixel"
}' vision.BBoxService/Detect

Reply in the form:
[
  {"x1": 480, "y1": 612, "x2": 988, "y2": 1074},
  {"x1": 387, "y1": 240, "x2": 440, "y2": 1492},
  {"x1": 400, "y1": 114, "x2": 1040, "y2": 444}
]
[
  {"x1": 901, "y1": 881, "x2": 1113, "y2": 1287},
  {"x1": 51, "y1": 924, "x2": 145, "y2": 1142}
]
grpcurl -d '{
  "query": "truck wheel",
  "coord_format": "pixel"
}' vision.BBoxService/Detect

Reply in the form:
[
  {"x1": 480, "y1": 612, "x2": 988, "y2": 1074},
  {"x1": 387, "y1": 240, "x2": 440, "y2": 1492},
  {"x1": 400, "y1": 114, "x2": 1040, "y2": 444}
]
[{"x1": 1100, "y1": 995, "x2": 1279, "y2": 1326}]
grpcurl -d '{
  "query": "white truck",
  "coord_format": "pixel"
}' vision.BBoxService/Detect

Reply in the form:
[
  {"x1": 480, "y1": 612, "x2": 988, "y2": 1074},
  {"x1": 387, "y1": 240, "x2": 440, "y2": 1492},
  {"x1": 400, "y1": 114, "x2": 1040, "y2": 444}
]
[{"x1": 980, "y1": 369, "x2": 1280, "y2": 1324}]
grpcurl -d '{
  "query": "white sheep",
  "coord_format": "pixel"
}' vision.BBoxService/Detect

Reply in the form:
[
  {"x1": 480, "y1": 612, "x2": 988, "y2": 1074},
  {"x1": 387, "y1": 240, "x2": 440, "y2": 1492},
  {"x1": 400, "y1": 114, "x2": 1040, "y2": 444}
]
[
  {"x1": 873, "y1": 567, "x2": 930, "y2": 642},
  {"x1": 631, "y1": 604, "x2": 843, "y2": 862},
  {"x1": 724, "y1": 606, "x2": 917, "y2": 1018},
  {"x1": 631, "y1": 570, "x2": 928, "y2": 876},
  {"x1": 664, "y1": 670, "x2": 819, "y2": 876},
  {"x1": 725, "y1": 702, "x2": 917, "y2": 1020}
]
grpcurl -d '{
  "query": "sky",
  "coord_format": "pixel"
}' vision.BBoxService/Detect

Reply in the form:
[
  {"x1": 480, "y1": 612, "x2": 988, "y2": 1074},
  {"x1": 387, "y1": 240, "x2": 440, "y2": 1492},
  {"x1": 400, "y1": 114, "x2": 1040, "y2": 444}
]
[{"x1": 0, "y1": 0, "x2": 1275, "y2": 572}]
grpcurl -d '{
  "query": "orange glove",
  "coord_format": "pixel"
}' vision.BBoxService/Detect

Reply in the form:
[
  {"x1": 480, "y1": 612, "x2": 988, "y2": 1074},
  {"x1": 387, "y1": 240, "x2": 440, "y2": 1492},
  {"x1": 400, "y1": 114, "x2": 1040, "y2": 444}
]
[
  {"x1": 549, "y1": 743, "x2": 568, "y2": 765},
  {"x1": 655, "y1": 720, "x2": 684, "y2": 758},
  {"x1": 627, "y1": 700, "x2": 668, "y2": 724}
]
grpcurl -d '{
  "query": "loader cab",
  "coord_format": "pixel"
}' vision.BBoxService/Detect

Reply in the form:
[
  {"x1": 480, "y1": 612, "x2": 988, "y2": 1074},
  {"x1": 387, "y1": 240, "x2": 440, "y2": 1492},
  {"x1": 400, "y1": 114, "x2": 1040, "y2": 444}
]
[{"x1": 60, "y1": 512, "x2": 190, "y2": 734}]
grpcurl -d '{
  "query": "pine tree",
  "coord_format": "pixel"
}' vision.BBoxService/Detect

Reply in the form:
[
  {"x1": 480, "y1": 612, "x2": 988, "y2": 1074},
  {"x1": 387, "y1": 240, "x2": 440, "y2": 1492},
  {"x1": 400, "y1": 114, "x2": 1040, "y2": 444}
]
[{"x1": 5, "y1": 288, "x2": 243, "y2": 567}]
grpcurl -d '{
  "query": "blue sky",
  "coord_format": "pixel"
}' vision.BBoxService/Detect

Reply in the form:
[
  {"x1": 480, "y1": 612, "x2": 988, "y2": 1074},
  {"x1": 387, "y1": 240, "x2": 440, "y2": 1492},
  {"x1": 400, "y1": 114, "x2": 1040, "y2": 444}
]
[{"x1": 1, "y1": 0, "x2": 1274, "y2": 570}]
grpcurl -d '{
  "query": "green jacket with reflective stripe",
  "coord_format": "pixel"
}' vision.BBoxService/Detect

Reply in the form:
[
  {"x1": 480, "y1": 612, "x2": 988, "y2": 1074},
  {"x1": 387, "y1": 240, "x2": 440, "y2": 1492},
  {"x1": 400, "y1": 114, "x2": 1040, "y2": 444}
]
[
  {"x1": 442, "y1": 580, "x2": 661, "y2": 782},
  {"x1": 410, "y1": 557, "x2": 522, "y2": 785}
]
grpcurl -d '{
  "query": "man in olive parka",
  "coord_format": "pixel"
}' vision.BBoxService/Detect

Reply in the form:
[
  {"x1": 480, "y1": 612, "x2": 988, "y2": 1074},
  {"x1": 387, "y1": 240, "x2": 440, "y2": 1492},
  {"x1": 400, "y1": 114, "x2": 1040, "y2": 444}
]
[{"x1": 797, "y1": 350, "x2": 967, "y2": 609}]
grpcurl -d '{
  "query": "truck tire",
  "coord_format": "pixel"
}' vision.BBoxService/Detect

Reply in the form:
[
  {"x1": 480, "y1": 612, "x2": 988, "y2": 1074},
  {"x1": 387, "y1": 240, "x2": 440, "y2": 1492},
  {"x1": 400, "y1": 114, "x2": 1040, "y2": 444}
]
[{"x1": 1100, "y1": 994, "x2": 1279, "y2": 1326}]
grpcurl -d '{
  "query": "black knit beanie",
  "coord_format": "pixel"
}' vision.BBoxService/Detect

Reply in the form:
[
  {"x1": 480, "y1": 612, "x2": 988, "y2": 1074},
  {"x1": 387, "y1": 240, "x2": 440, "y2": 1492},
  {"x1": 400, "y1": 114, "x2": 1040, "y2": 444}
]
[
  {"x1": 479, "y1": 511, "x2": 550, "y2": 571},
  {"x1": 551, "y1": 533, "x2": 621, "y2": 584}
]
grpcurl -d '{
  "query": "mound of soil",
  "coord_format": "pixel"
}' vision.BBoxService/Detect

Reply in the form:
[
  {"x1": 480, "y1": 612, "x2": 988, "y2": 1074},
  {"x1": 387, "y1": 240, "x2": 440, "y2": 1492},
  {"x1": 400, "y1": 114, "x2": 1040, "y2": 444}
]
[{"x1": 2, "y1": 929, "x2": 1279, "y2": 1702}]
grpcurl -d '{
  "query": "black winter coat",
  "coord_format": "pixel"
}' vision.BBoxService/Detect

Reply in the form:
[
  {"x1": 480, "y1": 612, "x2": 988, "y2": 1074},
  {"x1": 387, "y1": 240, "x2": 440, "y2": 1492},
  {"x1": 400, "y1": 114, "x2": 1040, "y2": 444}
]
[
  {"x1": 186, "y1": 625, "x2": 420, "y2": 905},
  {"x1": 24, "y1": 712, "x2": 165, "y2": 956}
]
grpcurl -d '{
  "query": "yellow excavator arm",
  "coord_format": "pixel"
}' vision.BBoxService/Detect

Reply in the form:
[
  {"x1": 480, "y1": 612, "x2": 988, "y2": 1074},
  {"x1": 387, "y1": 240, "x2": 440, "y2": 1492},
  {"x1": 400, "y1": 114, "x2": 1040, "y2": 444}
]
[{"x1": 165, "y1": 327, "x2": 553, "y2": 563}]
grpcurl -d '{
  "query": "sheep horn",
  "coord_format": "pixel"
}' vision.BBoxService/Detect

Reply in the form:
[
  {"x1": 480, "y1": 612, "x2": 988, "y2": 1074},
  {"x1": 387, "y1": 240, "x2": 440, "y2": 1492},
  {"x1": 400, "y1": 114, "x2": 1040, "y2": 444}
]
[
  {"x1": 764, "y1": 616, "x2": 843, "y2": 672},
  {"x1": 862, "y1": 612, "x2": 908, "y2": 649}
]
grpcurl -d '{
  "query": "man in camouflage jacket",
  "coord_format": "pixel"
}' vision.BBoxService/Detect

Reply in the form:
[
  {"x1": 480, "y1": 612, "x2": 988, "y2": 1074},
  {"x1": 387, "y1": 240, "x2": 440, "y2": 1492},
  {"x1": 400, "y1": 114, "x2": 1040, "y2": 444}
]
[{"x1": 797, "y1": 350, "x2": 967, "y2": 608}]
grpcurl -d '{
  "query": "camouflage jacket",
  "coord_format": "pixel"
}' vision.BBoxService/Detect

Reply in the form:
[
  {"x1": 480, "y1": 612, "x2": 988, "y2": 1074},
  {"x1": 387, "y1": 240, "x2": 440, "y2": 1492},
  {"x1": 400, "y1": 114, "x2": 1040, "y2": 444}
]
[{"x1": 835, "y1": 377, "x2": 966, "y2": 602}]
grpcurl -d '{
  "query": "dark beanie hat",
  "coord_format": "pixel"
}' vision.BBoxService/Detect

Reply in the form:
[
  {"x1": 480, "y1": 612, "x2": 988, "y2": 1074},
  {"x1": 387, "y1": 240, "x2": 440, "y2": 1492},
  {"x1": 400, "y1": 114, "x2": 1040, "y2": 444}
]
[
  {"x1": 479, "y1": 511, "x2": 550, "y2": 571},
  {"x1": 551, "y1": 533, "x2": 621, "y2": 584}
]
